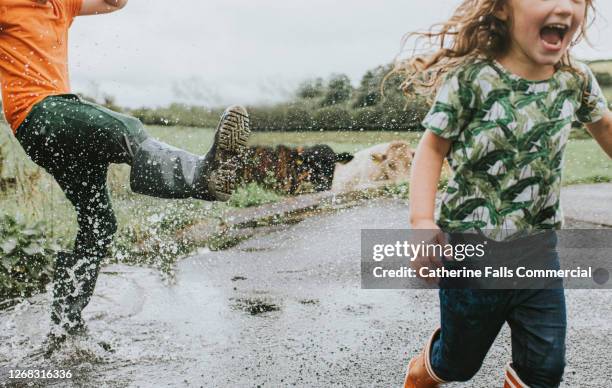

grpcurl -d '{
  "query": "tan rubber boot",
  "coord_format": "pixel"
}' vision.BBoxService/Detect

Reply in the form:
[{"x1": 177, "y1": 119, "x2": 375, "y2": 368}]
[
  {"x1": 404, "y1": 328, "x2": 447, "y2": 388},
  {"x1": 206, "y1": 105, "x2": 251, "y2": 201},
  {"x1": 504, "y1": 362, "x2": 530, "y2": 388}
]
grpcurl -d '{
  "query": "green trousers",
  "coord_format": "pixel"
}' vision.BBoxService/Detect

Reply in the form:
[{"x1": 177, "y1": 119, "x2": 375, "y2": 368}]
[{"x1": 15, "y1": 94, "x2": 217, "y2": 332}]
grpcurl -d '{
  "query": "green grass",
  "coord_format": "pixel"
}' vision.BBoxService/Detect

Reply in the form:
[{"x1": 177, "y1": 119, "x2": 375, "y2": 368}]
[
  {"x1": 144, "y1": 125, "x2": 423, "y2": 154},
  {"x1": 563, "y1": 138, "x2": 612, "y2": 184},
  {"x1": 248, "y1": 130, "x2": 423, "y2": 154},
  {"x1": 0, "y1": 122, "x2": 610, "y2": 298},
  {"x1": 588, "y1": 60, "x2": 612, "y2": 74},
  {"x1": 603, "y1": 86, "x2": 612, "y2": 102},
  {"x1": 586, "y1": 60, "x2": 612, "y2": 101},
  {"x1": 228, "y1": 183, "x2": 282, "y2": 208},
  {"x1": 1, "y1": 123, "x2": 610, "y2": 260},
  {"x1": 0, "y1": 125, "x2": 425, "y2": 252}
]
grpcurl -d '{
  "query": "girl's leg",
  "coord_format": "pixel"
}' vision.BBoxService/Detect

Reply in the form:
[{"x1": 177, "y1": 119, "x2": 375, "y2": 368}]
[
  {"x1": 431, "y1": 289, "x2": 508, "y2": 381},
  {"x1": 506, "y1": 289, "x2": 566, "y2": 388},
  {"x1": 405, "y1": 289, "x2": 508, "y2": 387}
]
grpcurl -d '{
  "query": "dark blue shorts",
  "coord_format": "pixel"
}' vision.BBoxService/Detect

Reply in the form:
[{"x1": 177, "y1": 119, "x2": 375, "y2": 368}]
[{"x1": 431, "y1": 231, "x2": 566, "y2": 387}]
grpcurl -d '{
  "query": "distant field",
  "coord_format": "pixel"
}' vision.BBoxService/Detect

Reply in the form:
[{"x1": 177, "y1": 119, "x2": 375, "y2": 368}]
[
  {"x1": 1, "y1": 124, "x2": 610, "y2": 222},
  {"x1": 5, "y1": 124, "x2": 606, "y2": 183},
  {"x1": 0, "y1": 123, "x2": 609, "y2": 266},
  {"x1": 588, "y1": 60, "x2": 612, "y2": 101},
  {"x1": 145, "y1": 126, "x2": 611, "y2": 185},
  {"x1": 3, "y1": 124, "x2": 610, "y2": 182},
  {"x1": 144, "y1": 126, "x2": 423, "y2": 155},
  {"x1": 589, "y1": 60, "x2": 612, "y2": 74}
]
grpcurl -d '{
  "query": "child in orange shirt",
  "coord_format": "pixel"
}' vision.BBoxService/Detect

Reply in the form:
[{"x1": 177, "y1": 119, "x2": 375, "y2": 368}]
[{"x1": 1, "y1": 0, "x2": 250, "y2": 354}]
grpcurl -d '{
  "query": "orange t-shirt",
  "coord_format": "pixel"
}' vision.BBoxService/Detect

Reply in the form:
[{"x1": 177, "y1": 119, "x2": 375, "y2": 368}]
[{"x1": 0, "y1": 0, "x2": 82, "y2": 133}]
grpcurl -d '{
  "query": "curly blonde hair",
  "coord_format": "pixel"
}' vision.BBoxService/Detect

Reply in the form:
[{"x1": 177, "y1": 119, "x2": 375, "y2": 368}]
[{"x1": 391, "y1": 0, "x2": 596, "y2": 98}]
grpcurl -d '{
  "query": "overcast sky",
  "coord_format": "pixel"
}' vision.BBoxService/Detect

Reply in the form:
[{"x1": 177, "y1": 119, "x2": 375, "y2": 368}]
[{"x1": 68, "y1": 0, "x2": 612, "y2": 108}]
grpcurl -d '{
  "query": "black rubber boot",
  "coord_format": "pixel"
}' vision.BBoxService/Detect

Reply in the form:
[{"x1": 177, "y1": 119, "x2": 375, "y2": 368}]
[
  {"x1": 50, "y1": 251, "x2": 101, "y2": 335},
  {"x1": 128, "y1": 106, "x2": 250, "y2": 201},
  {"x1": 45, "y1": 251, "x2": 100, "y2": 358}
]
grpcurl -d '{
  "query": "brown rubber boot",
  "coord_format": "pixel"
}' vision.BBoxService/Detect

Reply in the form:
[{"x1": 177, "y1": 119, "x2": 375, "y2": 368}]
[
  {"x1": 203, "y1": 105, "x2": 251, "y2": 201},
  {"x1": 504, "y1": 362, "x2": 530, "y2": 388},
  {"x1": 404, "y1": 328, "x2": 447, "y2": 388},
  {"x1": 128, "y1": 105, "x2": 250, "y2": 201}
]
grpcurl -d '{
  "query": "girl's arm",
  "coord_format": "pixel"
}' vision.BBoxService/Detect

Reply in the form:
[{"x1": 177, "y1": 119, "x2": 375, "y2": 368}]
[
  {"x1": 409, "y1": 131, "x2": 452, "y2": 228},
  {"x1": 586, "y1": 111, "x2": 612, "y2": 159},
  {"x1": 408, "y1": 130, "x2": 452, "y2": 283}
]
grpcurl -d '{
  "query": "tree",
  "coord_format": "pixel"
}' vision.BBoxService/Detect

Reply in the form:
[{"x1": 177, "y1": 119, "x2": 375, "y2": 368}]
[
  {"x1": 321, "y1": 73, "x2": 352, "y2": 106},
  {"x1": 353, "y1": 69, "x2": 381, "y2": 108},
  {"x1": 296, "y1": 78, "x2": 325, "y2": 99}
]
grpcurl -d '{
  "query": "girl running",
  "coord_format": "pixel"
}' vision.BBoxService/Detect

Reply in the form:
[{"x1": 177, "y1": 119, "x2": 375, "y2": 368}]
[{"x1": 399, "y1": 0, "x2": 611, "y2": 387}]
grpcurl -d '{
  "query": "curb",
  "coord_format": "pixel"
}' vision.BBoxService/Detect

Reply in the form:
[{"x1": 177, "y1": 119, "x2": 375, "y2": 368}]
[
  {"x1": 172, "y1": 183, "x2": 612, "y2": 250},
  {"x1": 560, "y1": 183, "x2": 612, "y2": 227},
  {"x1": 176, "y1": 187, "x2": 390, "y2": 247}
]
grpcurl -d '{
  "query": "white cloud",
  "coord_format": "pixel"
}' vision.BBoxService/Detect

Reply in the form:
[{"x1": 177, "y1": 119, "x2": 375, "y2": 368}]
[{"x1": 68, "y1": 0, "x2": 612, "y2": 108}]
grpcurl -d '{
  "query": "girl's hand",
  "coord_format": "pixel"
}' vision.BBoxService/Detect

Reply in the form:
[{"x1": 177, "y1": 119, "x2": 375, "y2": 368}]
[{"x1": 409, "y1": 219, "x2": 450, "y2": 285}]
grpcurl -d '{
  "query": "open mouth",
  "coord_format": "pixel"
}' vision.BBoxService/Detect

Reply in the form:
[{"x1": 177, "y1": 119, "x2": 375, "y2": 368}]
[{"x1": 539, "y1": 23, "x2": 569, "y2": 51}]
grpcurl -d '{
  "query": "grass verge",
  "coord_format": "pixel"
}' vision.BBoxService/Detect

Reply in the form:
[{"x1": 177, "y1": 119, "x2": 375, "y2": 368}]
[{"x1": 0, "y1": 123, "x2": 610, "y2": 301}]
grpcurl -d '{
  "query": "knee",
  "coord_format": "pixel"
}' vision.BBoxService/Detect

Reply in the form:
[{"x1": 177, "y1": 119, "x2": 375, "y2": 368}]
[
  {"x1": 82, "y1": 207, "x2": 117, "y2": 237},
  {"x1": 97, "y1": 210, "x2": 118, "y2": 245},
  {"x1": 123, "y1": 115, "x2": 149, "y2": 144},
  {"x1": 77, "y1": 207, "x2": 117, "y2": 255}
]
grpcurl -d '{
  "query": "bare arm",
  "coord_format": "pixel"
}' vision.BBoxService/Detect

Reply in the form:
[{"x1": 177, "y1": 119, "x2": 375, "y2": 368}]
[
  {"x1": 408, "y1": 131, "x2": 452, "y2": 283},
  {"x1": 409, "y1": 131, "x2": 452, "y2": 227},
  {"x1": 79, "y1": 0, "x2": 128, "y2": 16},
  {"x1": 586, "y1": 111, "x2": 612, "y2": 159}
]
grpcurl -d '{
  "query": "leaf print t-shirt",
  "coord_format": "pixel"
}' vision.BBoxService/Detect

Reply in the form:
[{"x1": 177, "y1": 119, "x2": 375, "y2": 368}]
[{"x1": 422, "y1": 59, "x2": 609, "y2": 241}]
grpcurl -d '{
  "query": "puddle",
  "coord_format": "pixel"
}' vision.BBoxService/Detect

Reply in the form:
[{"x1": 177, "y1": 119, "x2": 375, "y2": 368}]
[
  {"x1": 230, "y1": 297, "x2": 281, "y2": 316},
  {"x1": 298, "y1": 299, "x2": 319, "y2": 305},
  {"x1": 239, "y1": 246, "x2": 273, "y2": 253},
  {"x1": 343, "y1": 303, "x2": 374, "y2": 316}
]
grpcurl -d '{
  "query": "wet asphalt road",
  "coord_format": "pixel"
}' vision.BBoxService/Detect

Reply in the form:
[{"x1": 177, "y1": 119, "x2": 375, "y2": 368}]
[{"x1": 1, "y1": 198, "x2": 611, "y2": 387}]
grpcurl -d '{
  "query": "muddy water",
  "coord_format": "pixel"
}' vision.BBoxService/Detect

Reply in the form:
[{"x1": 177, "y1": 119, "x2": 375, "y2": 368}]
[{"x1": 1, "y1": 198, "x2": 611, "y2": 387}]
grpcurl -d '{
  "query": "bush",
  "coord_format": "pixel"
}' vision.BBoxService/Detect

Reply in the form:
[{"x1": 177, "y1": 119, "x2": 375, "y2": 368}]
[
  {"x1": 313, "y1": 106, "x2": 353, "y2": 131},
  {"x1": 352, "y1": 106, "x2": 384, "y2": 130},
  {"x1": 131, "y1": 104, "x2": 221, "y2": 127},
  {"x1": 0, "y1": 213, "x2": 60, "y2": 300},
  {"x1": 228, "y1": 183, "x2": 282, "y2": 208},
  {"x1": 285, "y1": 103, "x2": 315, "y2": 131},
  {"x1": 266, "y1": 105, "x2": 289, "y2": 131},
  {"x1": 66, "y1": 63, "x2": 431, "y2": 133},
  {"x1": 381, "y1": 98, "x2": 429, "y2": 131},
  {"x1": 249, "y1": 106, "x2": 277, "y2": 131},
  {"x1": 594, "y1": 71, "x2": 612, "y2": 87}
]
